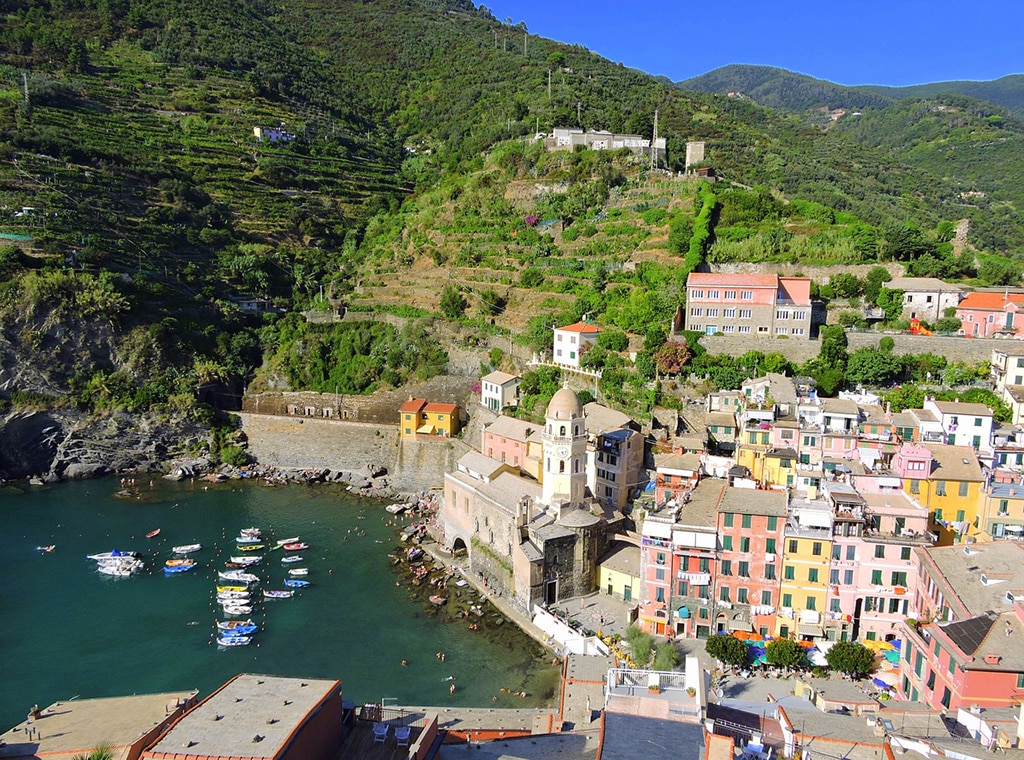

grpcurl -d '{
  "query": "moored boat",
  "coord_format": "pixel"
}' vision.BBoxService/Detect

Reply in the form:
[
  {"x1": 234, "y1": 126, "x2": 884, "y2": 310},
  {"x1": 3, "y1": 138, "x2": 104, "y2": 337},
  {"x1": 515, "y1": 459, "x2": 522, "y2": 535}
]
[
  {"x1": 274, "y1": 536, "x2": 300, "y2": 546},
  {"x1": 216, "y1": 585, "x2": 247, "y2": 593},
  {"x1": 219, "y1": 570, "x2": 259, "y2": 583},
  {"x1": 281, "y1": 555, "x2": 303, "y2": 564},
  {"x1": 165, "y1": 558, "x2": 195, "y2": 567},
  {"x1": 235, "y1": 535, "x2": 262, "y2": 545},
  {"x1": 145, "y1": 528, "x2": 161, "y2": 538},
  {"x1": 385, "y1": 503, "x2": 407, "y2": 514},
  {"x1": 429, "y1": 595, "x2": 447, "y2": 605},
  {"x1": 220, "y1": 623, "x2": 257, "y2": 636},
  {"x1": 228, "y1": 555, "x2": 262, "y2": 565},
  {"x1": 98, "y1": 559, "x2": 143, "y2": 576},
  {"x1": 87, "y1": 550, "x2": 139, "y2": 561},
  {"x1": 217, "y1": 635, "x2": 252, "y2": 647},
  {"x1": 36, "y1": 545, "x2": 56, "y2": 553},
  {"x1": 283, "y1": 579, "x2": 310, "y2": 588},
  {"x1": 282, "y1": 542, "x2": 308, "y2": 551},
  {"x1": 287, "y1": 568, "x2": 309, "y2": 576},
  {"x1": 221, "y1": 604, "x2": 254, "y2": 615},
  {"x1": 236, "y1": 544, "x2": 265, "y2": 552},
  {"x1": 263, "y1": 589, "x2": 294, "y2": 599},
  {"x1": 171, "y1": 543, "x2": 202, "y2": 555},
  {"x1": 217, "y1": 619, "x2": 255, "y2": 630},
  {"x1": 164, "y1": 562, "x2": 197, "y2": 574},
  {"x1": 217, "y1": 591, "x2": 250, "y2": 600}
]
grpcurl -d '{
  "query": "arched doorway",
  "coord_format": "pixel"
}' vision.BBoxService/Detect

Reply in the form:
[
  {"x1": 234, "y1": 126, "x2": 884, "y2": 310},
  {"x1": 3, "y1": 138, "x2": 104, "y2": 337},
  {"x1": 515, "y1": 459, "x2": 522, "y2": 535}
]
[{"x1": 451, "y1": 536, "x2": 468, "y2": 558}]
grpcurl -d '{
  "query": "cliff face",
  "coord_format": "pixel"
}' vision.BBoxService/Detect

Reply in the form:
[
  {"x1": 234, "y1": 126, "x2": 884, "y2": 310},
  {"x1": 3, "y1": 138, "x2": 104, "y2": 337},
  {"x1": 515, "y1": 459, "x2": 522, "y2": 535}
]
[
  {"x1": 0, "y1": 310, "x2": 211, "y2": 481},
  {"x1": 0, "y1": 409, "x2": 210, "y2": 481}
]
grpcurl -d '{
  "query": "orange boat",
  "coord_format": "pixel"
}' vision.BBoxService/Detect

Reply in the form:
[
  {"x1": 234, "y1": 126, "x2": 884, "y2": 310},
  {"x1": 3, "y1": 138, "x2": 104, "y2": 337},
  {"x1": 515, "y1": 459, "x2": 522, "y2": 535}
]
[{"x1": 146, "y1": 528, "x2": 161, "y2": 538}]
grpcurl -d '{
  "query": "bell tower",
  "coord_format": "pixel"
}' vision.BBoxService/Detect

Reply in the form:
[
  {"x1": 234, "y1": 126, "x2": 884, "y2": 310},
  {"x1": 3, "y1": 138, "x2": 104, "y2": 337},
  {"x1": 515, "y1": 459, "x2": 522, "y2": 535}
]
[{"x1": 542, "y1": 388, "x2": 587, "y2": 507}]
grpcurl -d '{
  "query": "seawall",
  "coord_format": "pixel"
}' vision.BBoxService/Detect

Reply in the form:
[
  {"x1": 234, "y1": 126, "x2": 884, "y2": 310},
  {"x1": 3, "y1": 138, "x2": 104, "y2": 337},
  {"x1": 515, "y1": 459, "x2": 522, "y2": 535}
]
[{"x1": 238, "y1": 412, "x2": 468, "y2": 494}]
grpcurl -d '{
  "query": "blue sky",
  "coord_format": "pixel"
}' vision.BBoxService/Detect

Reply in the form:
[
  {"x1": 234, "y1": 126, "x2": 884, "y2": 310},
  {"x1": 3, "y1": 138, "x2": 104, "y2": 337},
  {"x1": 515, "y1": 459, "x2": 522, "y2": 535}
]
[{"x1": 485, "y1": 1, "x2": 1024, "y2": 87}]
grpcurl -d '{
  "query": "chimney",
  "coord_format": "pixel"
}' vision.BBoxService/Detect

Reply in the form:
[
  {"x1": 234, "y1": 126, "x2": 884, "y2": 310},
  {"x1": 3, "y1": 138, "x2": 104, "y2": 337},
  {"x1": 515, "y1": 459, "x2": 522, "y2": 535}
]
[{"x1": 984, "y1": 653, "x2": 1002, "y2": 665}]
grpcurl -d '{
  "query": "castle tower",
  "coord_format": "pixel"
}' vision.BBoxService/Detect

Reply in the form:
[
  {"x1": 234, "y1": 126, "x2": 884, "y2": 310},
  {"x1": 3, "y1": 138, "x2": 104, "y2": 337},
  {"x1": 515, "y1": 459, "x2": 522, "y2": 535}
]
[{"x1": 542, "y1": 388, "x2": 587, "y2": 507}]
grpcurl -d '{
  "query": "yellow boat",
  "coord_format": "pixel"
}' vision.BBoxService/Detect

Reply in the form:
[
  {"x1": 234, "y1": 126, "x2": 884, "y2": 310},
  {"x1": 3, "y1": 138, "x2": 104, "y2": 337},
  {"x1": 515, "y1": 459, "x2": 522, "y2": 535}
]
[
  {"x1": 237, "y1": 544, "x2": 265, "y2": 552},
  {"x1": 217, "y1": 585, "x2": 247, "y2": 593}
]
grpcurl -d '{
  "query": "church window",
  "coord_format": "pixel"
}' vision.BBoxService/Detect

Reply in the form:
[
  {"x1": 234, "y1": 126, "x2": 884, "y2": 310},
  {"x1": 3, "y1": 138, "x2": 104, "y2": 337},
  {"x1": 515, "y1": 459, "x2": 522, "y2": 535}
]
[
  {"x1": 574, "y1": 459, "x2": 580, "y2": 473},
  {"x1": 559, "y1": 461, "x2": 565, "y2": 473},
  {"x1": 574, "y1": 425, "x2": 580, "y2": 435},
  {"x1": 560, "y1": 425, "x2": 566, "y2": 436}
]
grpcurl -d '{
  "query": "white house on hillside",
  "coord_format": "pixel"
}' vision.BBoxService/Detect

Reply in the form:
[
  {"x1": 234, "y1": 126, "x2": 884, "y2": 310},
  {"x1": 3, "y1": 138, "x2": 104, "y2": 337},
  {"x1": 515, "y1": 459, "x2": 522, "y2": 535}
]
[
  {"x1": 480, "y1": 371, "x2": 521, "y2": 412},
  {"x1": 553, "y1": 322, "x2": 600, "y2": 370}
]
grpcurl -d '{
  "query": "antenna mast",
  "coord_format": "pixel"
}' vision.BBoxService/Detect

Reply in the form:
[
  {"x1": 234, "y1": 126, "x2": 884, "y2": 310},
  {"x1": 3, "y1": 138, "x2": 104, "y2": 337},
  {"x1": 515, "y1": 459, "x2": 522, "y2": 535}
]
[{"x1": 650, "y1": 109, "x2": 659, "y2": 171}]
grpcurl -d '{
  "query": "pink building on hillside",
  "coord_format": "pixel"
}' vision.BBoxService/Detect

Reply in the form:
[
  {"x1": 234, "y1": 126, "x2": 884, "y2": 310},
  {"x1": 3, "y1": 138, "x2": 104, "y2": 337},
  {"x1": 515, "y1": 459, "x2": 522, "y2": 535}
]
[
  {"x1": 684, "y1": 273, "x2": 823, "y2": 338},
  {"x1": 955, "y1": 291, "x2": 1024, "y2": 338},
  {"x1": 482, "y1": 415, "x2": 543, "y2": 480}
]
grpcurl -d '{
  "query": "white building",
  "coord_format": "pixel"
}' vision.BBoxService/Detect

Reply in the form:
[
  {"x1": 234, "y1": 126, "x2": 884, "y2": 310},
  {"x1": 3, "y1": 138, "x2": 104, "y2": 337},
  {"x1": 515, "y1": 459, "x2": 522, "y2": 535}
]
[
  {"x1": 480, "y1": 371, "x2": 521, "y2": 412},
  {"x1": 552, "y1": 322, "x2": 600, "y2": 369},
  {"x1": 886, "y1": 277, "x2": 964, "y2": 322},
  {"x1": 923, "y1": 398, "x2": 994, "y2": 453}
]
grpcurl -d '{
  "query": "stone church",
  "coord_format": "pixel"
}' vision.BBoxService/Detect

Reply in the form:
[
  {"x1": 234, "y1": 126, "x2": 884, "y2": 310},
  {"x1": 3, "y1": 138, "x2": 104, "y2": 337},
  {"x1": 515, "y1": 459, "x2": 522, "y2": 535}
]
[{"x1": 441, "y1": 389, "x2": 627, "y2": 613}]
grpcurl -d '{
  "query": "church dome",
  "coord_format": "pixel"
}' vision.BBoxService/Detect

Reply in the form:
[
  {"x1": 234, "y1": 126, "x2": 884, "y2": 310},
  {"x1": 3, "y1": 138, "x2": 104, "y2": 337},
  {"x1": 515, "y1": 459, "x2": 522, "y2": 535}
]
[{"x1": 546, "y1": 388, "x2": 583, "y2": 420}]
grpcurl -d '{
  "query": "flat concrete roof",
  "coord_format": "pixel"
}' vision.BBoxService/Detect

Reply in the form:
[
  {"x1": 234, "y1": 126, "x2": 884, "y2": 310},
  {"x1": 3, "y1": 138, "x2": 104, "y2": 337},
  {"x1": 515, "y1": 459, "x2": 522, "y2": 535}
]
[
  {"x1": 924, "y1": 541, "x2": 1024, "y2": 616},
  {"x1": 0, "y1": 691, "x2": 197, "y2": 760},
  {"x1": 718, "y1": 486, "x2": 787, "y2": 517},
  {"x1": 147, "y1": 674, "x2": 339, "y2": 759}
]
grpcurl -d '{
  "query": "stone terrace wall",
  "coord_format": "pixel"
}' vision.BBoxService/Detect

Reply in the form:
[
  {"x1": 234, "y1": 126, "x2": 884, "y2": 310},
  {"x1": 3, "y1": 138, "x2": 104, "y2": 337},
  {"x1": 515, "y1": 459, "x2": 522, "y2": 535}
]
[
  {"x1": 242, "y1": 375, "x2": 478, "y2": 424},
  {"x1": 699, "y1": 333, "x2": 1000, "y2": 364}
]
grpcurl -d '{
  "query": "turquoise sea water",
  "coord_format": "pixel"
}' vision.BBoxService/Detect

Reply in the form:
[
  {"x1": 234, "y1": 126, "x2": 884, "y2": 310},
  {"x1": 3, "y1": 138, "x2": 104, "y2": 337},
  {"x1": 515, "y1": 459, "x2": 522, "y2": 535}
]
[{"x1": 0, "y1": 479, "x2": 557, "y2": 729}]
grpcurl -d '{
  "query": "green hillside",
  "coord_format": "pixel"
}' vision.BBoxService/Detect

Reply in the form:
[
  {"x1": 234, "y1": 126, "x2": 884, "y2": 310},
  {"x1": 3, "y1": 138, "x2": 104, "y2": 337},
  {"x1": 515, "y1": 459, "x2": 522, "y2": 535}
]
[{"x1": 0, "y1": 0, "x2": 1020, "y2": 426}]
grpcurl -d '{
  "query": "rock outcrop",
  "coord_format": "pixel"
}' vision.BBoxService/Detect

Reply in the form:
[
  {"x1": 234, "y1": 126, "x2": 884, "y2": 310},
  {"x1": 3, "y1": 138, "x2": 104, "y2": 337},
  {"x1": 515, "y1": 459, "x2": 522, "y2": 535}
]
[{"x1": 0, "y1": 409, "x2": 210, "y2": 481}]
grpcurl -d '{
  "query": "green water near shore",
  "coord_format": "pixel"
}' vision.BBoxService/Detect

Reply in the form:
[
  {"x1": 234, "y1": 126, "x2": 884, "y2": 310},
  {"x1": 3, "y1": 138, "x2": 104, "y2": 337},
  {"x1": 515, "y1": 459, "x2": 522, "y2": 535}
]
[{"x1": 0, "y1": 479, "x2": 559, "y2": 729}]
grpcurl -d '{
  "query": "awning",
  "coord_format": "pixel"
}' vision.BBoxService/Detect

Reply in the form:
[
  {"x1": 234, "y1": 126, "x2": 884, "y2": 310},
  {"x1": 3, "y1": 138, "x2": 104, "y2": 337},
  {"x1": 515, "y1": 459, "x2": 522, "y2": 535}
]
[
  {"x1": 878, "y1": 477, "x2": 902, "y2": 488},
  {"x1": 728, "y1": 618, "x2": 754, "y2": 633},
  {"x1": 798, "y1": 624, "x2": 824, "y2": 637},
  {"x1": 416, "y1": 423, "x2": 435, "y2": 434}
]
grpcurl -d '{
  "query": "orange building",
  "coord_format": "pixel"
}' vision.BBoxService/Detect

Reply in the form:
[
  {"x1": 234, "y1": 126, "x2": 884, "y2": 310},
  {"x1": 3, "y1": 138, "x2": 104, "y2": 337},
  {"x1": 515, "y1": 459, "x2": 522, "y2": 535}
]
[{"x1": 399, "y1": 398, "x2": 460, "y2": 439}]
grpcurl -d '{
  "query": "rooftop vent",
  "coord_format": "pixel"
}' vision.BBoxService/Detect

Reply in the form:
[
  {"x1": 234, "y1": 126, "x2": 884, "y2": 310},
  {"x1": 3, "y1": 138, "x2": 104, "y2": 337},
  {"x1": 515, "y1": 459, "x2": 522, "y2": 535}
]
[{"x1": 984, "y1": 653, "x2": 1002, "y2": 665}]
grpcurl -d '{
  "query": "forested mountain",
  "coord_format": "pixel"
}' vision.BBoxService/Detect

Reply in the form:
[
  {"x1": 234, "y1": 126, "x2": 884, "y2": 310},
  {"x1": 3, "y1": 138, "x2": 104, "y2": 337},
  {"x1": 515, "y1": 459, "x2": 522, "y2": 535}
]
[
  {"x1": 678, "y1": 65, "x2": 896, "y2": 113},
  {"x1": 0, "y1": 0, "x2": 1021, "y2": 447},
  {"x1": 679, "y1": 64, "x2": 1024, "y2": 119}
]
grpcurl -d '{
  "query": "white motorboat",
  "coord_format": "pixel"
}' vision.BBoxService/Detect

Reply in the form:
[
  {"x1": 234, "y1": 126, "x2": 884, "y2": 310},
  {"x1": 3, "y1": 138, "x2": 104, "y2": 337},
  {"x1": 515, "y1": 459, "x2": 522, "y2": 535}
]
[
  {"x1": 281, "y1": 555, "x2": 303, "y2": 564},
  {"x1": 287, "y1": 568, "x2": 309, "y2": 577},
  {"x1": 171, "y1": 543, "x2": 202, "y2": 555},
  {"x1": 219, "y1": 570, "x2": 259, "y2": 583},
  {"x1": 228, "y1": 555, "x2": 262, "y2": 565}
]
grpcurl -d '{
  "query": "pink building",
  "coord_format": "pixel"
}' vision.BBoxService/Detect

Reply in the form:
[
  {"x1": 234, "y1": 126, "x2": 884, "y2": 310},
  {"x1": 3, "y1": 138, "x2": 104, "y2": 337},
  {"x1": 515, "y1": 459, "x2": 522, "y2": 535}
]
[
  {"x1": 684, "y1": 273, "x2": 822, "y2": 338},
  {"x1": 900, "y1": 605, "x2": 1024, "y2": 710},
  {"x1": 482, "y1": 415, "x2": 543, "y2": 480},
  {"x1": 955, "y1": 291, "x2": 1024, "y2": 338}
]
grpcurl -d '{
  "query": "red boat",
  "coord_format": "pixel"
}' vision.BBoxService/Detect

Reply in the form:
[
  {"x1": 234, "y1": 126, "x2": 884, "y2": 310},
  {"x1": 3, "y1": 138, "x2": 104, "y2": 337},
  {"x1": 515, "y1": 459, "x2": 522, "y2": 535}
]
[
  {"x1": 282, "y1": 542, "x2": 308, "y2": 551},
  {"x1": 146, "y1": 528, "x2": 161, "y2": 538}
]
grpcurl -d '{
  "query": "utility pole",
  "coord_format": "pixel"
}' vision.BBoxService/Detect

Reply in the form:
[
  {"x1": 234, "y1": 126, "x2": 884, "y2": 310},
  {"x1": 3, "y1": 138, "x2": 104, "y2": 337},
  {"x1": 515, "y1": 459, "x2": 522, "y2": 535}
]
[{"x1": 650, "y1": 108, "x2": 659, "y2": 172}]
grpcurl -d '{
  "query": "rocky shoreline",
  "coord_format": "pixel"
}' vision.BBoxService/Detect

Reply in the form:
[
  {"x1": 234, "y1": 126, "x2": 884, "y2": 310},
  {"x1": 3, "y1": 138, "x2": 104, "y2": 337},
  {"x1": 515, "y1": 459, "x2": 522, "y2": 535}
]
[{"x1": 0, "y1": 409, "x2": 406, "y2": 498}]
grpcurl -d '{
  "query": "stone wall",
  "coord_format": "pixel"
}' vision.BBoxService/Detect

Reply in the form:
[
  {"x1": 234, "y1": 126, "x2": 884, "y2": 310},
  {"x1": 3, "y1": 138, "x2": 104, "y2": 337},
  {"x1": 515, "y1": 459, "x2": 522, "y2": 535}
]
[
  {"x1": 238, "y1": 412, "x2": 470, "y2": 494},
  {"x1": 698, "y1": 332, "x2": 999, "y2": 364},
  {"x1": 708, "y1": 262, "x2": 905, "y2": 282},
  {"x1": 242, "y1": 375, "x2": 478, "y2": 425}
]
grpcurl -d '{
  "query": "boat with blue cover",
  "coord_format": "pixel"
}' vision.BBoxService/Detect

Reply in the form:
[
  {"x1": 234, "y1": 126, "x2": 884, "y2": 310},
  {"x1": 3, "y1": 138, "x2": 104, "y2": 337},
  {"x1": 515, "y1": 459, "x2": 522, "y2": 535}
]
[{"x1": 284, "y1": 579, "x2": 310, "y2": 588}]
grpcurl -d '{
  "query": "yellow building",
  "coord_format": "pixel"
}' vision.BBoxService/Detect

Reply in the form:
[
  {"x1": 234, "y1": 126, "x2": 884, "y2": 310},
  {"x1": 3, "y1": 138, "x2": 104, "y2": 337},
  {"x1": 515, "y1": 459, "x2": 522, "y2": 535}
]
[
  {"x1": 598, "y1": 543, "x2": 640, "y2": 604},
  {"x1": 897, "y1": 444, "x2": 985, "y2": 545},
  {"x1": 763, "y1": 448, "x2": 798, "y2": 489},
  {"x1": 977, "y1": 482, "x2": 1024, "y2": 540},
  {"x1": 399, "y1": 398, "x2": 460, "y2": 439},
  {"x1": 777, "y1": 499, "x2": 833, "y2": 639},
  {"x1": 736, "y1": 426, "x2": 772, "y2": 482}
]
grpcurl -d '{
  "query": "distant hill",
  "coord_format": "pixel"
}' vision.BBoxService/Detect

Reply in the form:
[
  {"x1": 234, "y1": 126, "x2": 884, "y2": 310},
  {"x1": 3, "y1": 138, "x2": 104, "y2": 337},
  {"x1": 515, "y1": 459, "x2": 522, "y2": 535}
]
[
  {"x1": 864, "y1": 74, "x2": 1024, "y2": 119},
  {"x1": 677, "y1": 64, "x2": 895, "y2": 113},
  {"x1": 678, "y1": 64, "x2": 1024, "y2": 119}
]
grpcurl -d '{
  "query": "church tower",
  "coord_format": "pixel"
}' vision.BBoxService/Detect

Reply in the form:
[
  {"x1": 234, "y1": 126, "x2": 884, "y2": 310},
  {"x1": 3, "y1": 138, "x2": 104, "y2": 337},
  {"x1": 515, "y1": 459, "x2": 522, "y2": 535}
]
[{"x1": 542, "y1": 388, "x2": 587, "y2": 507}]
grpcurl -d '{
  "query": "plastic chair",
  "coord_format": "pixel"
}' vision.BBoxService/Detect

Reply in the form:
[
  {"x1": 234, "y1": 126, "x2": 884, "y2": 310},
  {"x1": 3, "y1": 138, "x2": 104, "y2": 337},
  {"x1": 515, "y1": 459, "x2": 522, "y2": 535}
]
[
  {"x1": 373, "y1": 722, "x2": 389, "y2": 744},
  {"x1": 395, "y1": 725, "x2": 411, "y2": 747}
]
